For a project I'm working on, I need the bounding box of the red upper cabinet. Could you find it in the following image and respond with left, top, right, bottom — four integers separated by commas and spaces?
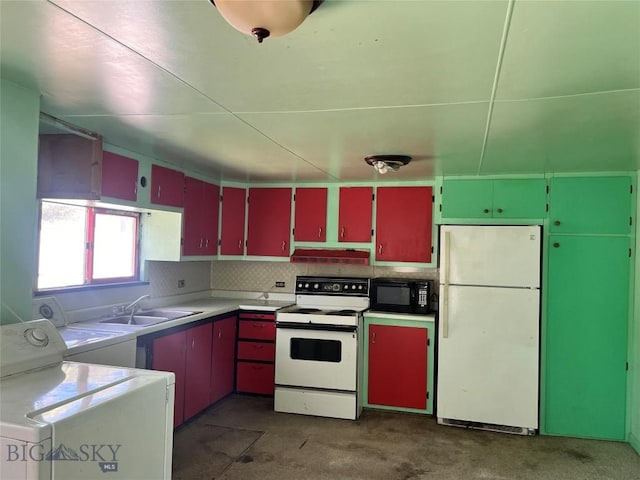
151, 164, 185, 207
375, 186, 433, 263
339, 186, 373, 242
183, 177, 219, 256
220, 187, 246, 255
247, 187, 292, 257
101, 151, 138, 201
294, 187, 327, 242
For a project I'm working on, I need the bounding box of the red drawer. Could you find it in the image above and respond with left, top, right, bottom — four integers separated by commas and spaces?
237, 341, 275, 362
236, 362, 274, 395
238, 320, 276, 341
239, 312, 275, 321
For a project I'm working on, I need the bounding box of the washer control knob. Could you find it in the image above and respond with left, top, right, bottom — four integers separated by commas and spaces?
24, 328, 49, 347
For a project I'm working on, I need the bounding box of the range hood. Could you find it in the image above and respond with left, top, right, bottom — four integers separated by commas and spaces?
290, 248, 370, 265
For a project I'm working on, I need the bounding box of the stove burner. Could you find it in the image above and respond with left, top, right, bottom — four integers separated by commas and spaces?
289, 308, 322, 314
326, 309, 357, 316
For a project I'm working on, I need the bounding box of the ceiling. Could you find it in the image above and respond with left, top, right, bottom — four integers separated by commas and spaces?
1, 0, 639, 183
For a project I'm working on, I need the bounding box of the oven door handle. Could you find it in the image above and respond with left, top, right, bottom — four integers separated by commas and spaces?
276, 322, 357, 333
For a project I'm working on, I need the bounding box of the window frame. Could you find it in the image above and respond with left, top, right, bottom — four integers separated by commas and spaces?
35, 201, 141, 292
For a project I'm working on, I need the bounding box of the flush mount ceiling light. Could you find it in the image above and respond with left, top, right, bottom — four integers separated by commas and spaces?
364, 155, 412, 175
210, 0, 323, 43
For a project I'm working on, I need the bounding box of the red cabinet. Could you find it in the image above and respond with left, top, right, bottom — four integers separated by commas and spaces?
338, 186, 373, 242
236, 312, 276, 395
247, 188, 292, 257
183, 176, 220, 256
152, 330, 187, 427
375, 186, 433, 262
294, 187, 327, 242
368, 324, 428, 410
210, 315, 237, 404
184, 323, 213, 421
101, 151, 138, 201
220, 187, 246, 255
151, 164, 185, 207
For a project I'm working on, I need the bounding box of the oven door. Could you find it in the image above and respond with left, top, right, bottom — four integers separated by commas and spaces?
275, 324, 358, 391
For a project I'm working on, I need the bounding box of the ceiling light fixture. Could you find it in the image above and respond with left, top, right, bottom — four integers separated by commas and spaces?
365, 155, 412, 175
210, 0, 323, 44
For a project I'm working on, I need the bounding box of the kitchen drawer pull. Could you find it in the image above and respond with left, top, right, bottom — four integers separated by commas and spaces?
251, 365, 264, 371
252, 344, 264, 349
253, 323, 265, 328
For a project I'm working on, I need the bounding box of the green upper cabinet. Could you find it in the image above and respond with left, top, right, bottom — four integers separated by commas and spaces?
549, 176, 632, 234
441, 178, 547, 219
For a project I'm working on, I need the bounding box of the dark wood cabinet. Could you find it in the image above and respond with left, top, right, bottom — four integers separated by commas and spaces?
338, 186, 373, 242
37, 134, 103, 199
210, 315, 237, 404
236, 311, 276, 395
375, 186, 433, 263
101, 151, 138, 201
220, 186, 246, 255
183, 176, 219, 256
294, 187, 327, 242
246, 188, 292, 257
151, 164, 185, 207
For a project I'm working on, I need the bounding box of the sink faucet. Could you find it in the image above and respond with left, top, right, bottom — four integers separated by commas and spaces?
124, 295, 150, 324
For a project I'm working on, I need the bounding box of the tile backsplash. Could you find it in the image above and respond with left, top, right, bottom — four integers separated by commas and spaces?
147, 260, 211, 297
211, 260, 438, 293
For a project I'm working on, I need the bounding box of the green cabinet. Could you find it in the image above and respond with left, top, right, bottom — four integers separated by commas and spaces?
441, 178, 547, 219
549, 176, 632, 234
545, 235, 630, 440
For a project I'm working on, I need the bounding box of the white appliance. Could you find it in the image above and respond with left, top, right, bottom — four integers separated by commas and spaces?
0, 319, 175, 479
274, 276, 370, 420
437, 225, 541, 435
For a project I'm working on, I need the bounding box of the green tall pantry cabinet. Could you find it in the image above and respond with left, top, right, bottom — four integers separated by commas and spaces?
545, 176, 633, 440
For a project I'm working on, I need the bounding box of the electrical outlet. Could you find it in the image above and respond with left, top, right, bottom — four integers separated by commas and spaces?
178, 279, 185, 288
275, 281, 285, 288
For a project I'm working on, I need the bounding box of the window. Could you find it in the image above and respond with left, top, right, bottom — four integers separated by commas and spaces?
37, 201, 140, 290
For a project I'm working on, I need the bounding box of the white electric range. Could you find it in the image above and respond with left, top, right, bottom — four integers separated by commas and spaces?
274, 276, 370, 420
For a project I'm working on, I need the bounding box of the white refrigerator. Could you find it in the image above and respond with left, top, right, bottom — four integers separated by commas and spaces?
437, 225, 541, 434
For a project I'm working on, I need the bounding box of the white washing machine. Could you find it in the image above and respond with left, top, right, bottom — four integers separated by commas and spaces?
0, 319, 175, 479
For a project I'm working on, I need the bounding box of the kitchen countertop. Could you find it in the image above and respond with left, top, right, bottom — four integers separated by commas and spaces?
61, 297, 294, 356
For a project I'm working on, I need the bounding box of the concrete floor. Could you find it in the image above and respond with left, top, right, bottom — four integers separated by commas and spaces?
172, 395, 640, 480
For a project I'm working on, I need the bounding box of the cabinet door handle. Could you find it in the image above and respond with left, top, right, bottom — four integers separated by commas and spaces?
157, 185, 161, 198
134, 183, 137, 196
253, 323, 265, 328
553, 242, 560, 248
371, 332, 376, 344
238, 239, 242, 250
442, 230, 451, 339
252, 344, 264, 350
340, 226, 345, 238
483, 208, 490, 214
553, 220, 561, 226
281, 240, 286, 251
191, 339, 195, 348
199, 238, 203, 248
318, 227, 322, 238
205, 239, 209, 248
218, 330, 222, 339
496, 208, 503, 214
378, 244, 383, 255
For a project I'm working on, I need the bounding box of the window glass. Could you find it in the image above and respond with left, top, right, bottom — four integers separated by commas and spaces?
93, 212, 137, 280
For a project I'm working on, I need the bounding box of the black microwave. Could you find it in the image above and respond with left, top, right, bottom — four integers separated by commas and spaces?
370, 278, 432, 314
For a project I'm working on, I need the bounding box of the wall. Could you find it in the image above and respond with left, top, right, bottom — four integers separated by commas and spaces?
211, 260, 438, 295
0, 79, 40, 324
631, 172, 640, 455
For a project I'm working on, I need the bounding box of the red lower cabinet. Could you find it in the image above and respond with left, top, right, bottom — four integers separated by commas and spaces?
152, 330, 187, 427
368, 324, 428, 410
183, 323, 213, 421
236, 312, 276, 395
236, 363, 275, 395
210, 315, 237, 404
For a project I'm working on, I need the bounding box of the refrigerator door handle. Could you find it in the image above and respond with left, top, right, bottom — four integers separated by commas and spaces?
442, 230, 450, 338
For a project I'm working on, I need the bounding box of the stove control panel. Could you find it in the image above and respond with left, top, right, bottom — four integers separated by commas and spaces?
295, 276, 369, 297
